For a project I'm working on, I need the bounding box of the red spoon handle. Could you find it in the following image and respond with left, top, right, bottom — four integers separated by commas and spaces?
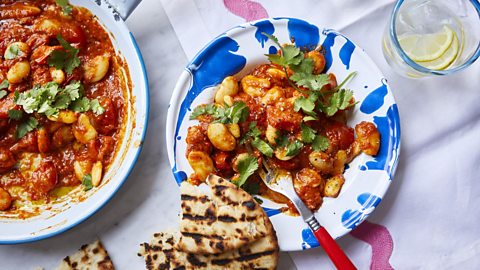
313, 226, 357, 270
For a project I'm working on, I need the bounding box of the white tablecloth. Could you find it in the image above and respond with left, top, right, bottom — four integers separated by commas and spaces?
1, 0, 479, 269
160, 0, 480, 269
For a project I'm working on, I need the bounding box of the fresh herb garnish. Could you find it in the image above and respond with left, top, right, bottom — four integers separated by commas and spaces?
251, 138, 274, 157
0, 80, 9, 99
318, 89, 355, 117
82, 174, 93, 191
190, 101, 249, 124
8, 109, 23, 121
70, 97, 91, 112
301, 123, 316, 144
239, 122, 274, 157
275, 132, 289, 147
240, 121, 262, 144
90, 99, 105, 115
0, 80, 9, 90
294, 93, 318, 115
14, 81, 103, 117
312, 135, 330, 152
47, 34, 80, 75
285, 140, 303, 157
4, 44, 21, 60
16, 117, 38, 139
303, 115, 318, 122
55, 0, 73, 15
233, 154, 259, 188
263, 33, 358, 119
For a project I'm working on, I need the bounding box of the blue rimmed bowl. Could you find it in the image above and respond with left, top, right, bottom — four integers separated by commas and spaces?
0, 0, 149, 244
166, 17, 400, 251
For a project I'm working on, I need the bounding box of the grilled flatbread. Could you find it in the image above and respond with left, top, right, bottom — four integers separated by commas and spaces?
177, 175, 270, 254
139, 216, 278, 270
56, 240, 114, 270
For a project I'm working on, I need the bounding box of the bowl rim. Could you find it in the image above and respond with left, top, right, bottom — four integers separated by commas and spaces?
0, 7, 150, 244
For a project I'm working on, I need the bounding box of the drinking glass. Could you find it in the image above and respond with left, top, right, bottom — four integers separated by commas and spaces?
383, 0, 480, 78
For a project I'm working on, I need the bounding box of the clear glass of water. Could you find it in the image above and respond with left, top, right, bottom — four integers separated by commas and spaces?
383, 0, 480, 78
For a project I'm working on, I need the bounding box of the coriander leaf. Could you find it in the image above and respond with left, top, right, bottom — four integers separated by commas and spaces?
189, 104, 216, 120
225, 102, 249, 124
56, 0, 73, 15
319, 89, 354, 116
240, 121, 261, 144
90, 99, 105, 115
251, 138, 274, 157
82, 174, 93, 191
4, 44, 21, 60
71, 97, 91, 112
294, 95, 315, 113
63, 80, 82, 100
290, 57, 314, 75
265, 46, 303, 66
8, 109, 23, 121
285, 140, 303, 157
303, 115, 318, 122
233, 154, 259, 188
282, 45, 303, 65
301, 123, 316, 144
290, 72, 329, 91
275, 132, 289, 148
47, 34, 80, 75
263, 32, 303, 66
335, 89, 355, 110
0, 80, 9, 90
189, 102, 249, 124
0, 91, 7, 99
312, 135, 329, 152
15, 81, 90, 117
53, 92, 73, 110
16, 117, 38, 139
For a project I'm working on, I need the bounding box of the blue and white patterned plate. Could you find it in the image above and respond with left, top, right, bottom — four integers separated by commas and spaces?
166, 18, 401, 251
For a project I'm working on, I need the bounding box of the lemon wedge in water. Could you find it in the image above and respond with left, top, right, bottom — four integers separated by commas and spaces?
417, 33, 459, 70
399, 25, 455, 62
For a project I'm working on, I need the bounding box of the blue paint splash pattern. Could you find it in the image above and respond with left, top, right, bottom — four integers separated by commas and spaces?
339, 39, 355, 70
262, 207, 282, 217
341, 193, 382, 229
360, 104, 401, 180
253, 20, 274, 48
301, 228, 319, 249
286, 18, 319, 50
321, 30, 337, 72
172, 36, 247, 184
360, 79, 388, 114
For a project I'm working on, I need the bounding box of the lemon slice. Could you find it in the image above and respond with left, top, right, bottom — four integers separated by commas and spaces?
398, 25, 454, 62
418, 33, 459, 70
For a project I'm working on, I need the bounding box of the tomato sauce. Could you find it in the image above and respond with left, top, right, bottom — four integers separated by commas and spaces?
0, 0, 127, 216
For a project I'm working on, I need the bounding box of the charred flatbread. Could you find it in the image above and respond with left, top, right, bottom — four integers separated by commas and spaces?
56, 240, 114, 270
177, 175, 270, 254
139, 215, 278, 270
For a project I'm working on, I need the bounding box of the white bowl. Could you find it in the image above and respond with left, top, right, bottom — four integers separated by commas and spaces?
0, 0, 149, 244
